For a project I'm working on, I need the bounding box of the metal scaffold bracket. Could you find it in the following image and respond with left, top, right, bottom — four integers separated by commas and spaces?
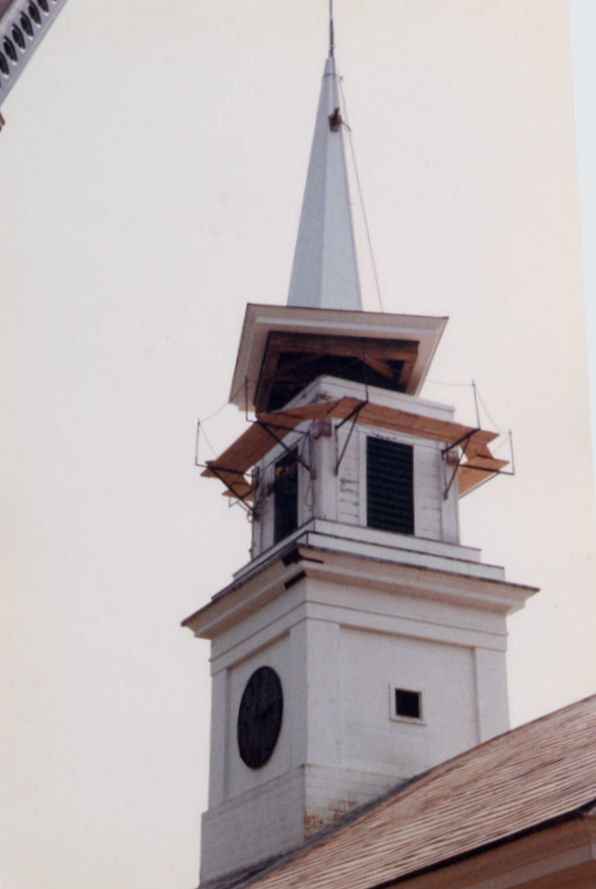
334, 400, 368, 474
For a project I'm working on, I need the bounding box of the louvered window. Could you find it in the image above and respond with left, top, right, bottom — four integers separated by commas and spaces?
366, 437, 414, 534
273, 449, 298, 544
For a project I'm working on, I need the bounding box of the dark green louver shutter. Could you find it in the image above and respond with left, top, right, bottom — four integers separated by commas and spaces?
366, 437, 414, 534
273, 449, 298, 543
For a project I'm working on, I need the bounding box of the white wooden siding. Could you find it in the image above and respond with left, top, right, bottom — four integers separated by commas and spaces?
413, 440, 443, 540
251, 420, 460, 556
336, 424, 360, 525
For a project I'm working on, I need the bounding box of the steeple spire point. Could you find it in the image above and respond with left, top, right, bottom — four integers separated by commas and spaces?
287, 11, 362, 312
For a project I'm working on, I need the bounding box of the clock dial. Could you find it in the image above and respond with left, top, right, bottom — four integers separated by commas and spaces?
237, 666, 283, 769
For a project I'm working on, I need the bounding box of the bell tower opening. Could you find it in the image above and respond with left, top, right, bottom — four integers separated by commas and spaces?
273, 449, 299, 544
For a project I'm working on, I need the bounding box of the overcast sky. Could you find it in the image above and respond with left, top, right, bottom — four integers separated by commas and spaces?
1, 3, 595, 889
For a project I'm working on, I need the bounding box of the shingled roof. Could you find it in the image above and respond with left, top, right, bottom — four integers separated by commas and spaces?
205, 694, 596, 889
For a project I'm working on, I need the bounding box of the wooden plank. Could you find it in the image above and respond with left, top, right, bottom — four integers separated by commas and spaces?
265, 331, 419, 361
202, 397, 506, 502
356, 401, 499, 447
458, 454, 509, 495
254, 331, 419, 412
255, 331, 284, 415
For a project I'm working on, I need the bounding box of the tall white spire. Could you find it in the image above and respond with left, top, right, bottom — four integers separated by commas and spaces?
287, 52, 362, 310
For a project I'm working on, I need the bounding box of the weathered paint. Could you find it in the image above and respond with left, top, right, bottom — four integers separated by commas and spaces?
198, 551, 532, 880
250, 378, 461, 560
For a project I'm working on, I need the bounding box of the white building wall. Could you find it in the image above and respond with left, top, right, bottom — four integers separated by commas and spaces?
339, 626, 479, 775
201, 562, 512, 881
200, 768, 306, 882
413, 439, 444, 540
201, 627, 306, 881
303, 764, 402, 838
207, 668, 229, 808
251, 411, 461, 558
225, 633, 293, 800
336, 422, 360, 525
475, 646, 510, 741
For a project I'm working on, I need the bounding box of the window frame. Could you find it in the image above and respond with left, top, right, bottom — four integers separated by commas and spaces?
388, 684, 426, 725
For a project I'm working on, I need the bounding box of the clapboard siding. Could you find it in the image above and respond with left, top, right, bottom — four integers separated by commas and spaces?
341, 427, 444, 540
251, 422, 455, 556
413, 442, 443, 539
337, 426, 360, 525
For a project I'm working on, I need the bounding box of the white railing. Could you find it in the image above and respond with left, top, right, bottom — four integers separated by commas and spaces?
0, 0, 68, 113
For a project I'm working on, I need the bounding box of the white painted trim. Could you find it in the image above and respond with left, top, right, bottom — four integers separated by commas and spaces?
286, 374, 455, 421
240, 515, 487, 585
230, 305, 447, 410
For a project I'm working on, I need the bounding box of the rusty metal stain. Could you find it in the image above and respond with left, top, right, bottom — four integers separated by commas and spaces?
305, 801, 359, 839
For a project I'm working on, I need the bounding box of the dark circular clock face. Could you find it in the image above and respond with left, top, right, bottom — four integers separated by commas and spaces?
237, 666, 283, 769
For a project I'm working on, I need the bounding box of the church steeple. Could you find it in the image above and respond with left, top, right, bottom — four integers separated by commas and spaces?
287, 48, 362, 310
184, 16, 536, 888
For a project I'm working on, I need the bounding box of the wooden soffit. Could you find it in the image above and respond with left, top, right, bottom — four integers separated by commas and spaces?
229, 304, 448, 412
254, 331, 419, 413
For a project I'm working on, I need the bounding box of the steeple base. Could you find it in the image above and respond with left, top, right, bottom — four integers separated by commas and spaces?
186, 541, 535, 885
200, 763, 409, 884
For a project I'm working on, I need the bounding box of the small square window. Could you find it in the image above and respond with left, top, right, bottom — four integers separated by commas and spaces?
395, 688, 421, 720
